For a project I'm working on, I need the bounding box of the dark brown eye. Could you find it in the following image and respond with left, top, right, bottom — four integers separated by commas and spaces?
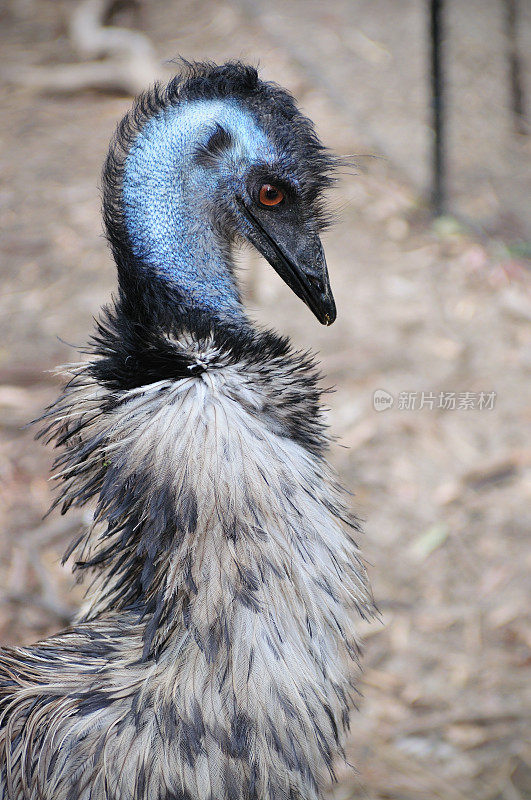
259, 184, 284, 207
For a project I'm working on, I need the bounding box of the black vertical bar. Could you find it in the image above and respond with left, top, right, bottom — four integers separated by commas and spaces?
504, 0, 527, 135
430, 0, 445, 215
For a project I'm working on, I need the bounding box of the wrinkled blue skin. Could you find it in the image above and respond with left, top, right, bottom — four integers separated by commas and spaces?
123, 99, 277, 320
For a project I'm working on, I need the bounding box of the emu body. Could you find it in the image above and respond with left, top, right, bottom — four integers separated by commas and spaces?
0, 62, 373, 800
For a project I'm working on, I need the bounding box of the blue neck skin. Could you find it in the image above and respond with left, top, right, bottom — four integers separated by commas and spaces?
122, 99, 276, 323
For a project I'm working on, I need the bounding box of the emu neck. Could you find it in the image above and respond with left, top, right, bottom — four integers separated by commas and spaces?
123, 198, 241, 321
121, 100, 268, 322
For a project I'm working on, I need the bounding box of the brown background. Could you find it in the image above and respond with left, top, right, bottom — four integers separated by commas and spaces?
1, 1, 530, 798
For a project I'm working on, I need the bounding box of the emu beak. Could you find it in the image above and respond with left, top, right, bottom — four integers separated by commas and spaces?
239, 202, 336, 326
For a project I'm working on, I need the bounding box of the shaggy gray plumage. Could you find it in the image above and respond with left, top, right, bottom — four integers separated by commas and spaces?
0, 61, 374, 800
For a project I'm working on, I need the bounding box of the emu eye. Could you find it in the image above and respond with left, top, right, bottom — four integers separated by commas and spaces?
258, 184, 284, 207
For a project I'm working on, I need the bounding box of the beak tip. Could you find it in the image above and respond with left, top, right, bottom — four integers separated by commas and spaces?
319, 297, 336, 326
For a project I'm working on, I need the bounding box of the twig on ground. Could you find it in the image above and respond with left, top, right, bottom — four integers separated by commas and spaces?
3, 0, 162, 95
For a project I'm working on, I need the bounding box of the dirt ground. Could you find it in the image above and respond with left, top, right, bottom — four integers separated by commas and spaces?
1, 2, 530, 799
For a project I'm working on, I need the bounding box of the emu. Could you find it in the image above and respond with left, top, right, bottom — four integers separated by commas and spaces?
0, 62, 373, 800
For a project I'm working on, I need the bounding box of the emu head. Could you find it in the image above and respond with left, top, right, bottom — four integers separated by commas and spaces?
104, 61, 337, 326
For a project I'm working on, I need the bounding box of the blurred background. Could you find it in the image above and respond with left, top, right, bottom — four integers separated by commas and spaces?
0, 1, 530, 798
